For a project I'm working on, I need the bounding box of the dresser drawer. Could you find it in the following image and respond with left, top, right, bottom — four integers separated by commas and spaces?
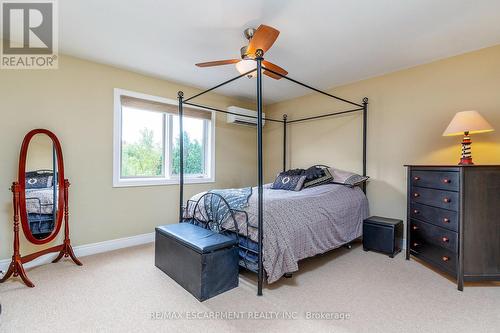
410, 187, 459, 211
410, 219, 458, 253
410, 203, 458, 232
409, 240, 457, 275
410, 170, 459, 191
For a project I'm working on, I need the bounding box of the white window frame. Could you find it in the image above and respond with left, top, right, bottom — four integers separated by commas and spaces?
113, 88, 215, 187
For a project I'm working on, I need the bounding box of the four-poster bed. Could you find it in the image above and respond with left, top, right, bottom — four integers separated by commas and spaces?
177, 49, 368, 296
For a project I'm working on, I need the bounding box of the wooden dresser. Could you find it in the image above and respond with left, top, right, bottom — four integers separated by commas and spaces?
405, 165, 500, 291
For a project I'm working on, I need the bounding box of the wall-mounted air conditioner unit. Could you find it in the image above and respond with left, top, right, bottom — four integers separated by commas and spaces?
226, 106, 265, 127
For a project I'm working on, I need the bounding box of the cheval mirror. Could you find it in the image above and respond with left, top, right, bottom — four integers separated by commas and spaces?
0, 129, 81, 288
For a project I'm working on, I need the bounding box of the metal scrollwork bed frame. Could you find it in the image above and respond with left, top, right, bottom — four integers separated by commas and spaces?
184, 192, 260, 273
177, 49, 368, 296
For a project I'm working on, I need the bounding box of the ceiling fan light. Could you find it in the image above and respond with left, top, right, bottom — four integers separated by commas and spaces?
236, 60, 257, 77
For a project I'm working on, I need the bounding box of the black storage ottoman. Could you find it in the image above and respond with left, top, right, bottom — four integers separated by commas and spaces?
155, 223, 239, 301
363, 216, 403, 258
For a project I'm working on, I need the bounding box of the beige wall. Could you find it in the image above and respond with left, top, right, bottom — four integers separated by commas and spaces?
0, 55, 257, 259
265, 45, 500, 224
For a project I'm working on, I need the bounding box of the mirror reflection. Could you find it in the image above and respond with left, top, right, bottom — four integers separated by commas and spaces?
25, 134, 59, 240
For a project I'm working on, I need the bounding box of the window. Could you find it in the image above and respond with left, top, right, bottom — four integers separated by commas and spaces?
113, 89, 215, 187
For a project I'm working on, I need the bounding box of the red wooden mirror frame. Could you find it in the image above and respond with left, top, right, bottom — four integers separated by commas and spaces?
0, 129, 82, 288
19, 129, 65, 244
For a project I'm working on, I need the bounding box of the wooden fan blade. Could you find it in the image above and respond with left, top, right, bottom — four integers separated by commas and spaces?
247, 25, 280, 56
195, 59, 240, 67
262, 60, 288, 79
263, 71, 282, 80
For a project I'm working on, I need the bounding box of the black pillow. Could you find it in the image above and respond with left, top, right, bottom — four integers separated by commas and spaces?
303, 167, 333, 188
271, 174, 307, 191
304, 166, 326, 180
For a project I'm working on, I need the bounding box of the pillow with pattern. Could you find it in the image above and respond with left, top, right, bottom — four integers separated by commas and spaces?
271, 174, 307, 191
329, 168, 369, 187
303, 167, 333, 188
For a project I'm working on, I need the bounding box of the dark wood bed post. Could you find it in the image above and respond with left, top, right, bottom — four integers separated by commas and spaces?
256, 50, 264, 296
178, 91, 184, 221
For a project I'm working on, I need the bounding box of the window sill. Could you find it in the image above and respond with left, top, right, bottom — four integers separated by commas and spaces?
113, 177, 215, 188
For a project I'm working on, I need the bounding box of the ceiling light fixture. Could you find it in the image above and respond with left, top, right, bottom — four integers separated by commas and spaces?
235, 59, 257, 78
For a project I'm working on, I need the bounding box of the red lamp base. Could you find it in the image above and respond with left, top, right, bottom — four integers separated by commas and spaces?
458, 132, 473, 165
459, 157, 474, 165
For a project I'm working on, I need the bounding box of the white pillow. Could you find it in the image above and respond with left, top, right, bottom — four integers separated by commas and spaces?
329, 168, 369, 187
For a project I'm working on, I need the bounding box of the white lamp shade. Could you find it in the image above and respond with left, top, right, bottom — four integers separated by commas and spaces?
235, 60, 257, 77
443, 110, 494, 136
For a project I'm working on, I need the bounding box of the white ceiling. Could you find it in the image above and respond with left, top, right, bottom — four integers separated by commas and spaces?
60, 0, 500, 103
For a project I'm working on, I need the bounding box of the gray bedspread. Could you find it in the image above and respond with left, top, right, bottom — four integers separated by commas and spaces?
187, 183, 369, 283
25, 188, 55, 214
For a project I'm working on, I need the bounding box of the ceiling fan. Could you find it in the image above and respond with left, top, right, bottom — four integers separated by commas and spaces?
195, 24, 288, 80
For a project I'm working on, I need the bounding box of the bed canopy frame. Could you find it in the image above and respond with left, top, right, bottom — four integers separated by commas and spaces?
177, 49, 368, 296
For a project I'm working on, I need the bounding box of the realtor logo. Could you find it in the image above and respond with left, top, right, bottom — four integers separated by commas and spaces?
1, 0, 58, 69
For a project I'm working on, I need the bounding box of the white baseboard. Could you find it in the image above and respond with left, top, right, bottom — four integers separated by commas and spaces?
0, 232, 154, 273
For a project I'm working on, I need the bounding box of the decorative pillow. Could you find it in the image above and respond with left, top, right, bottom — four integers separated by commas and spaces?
271, 174, 307, 191
303, 167, 333, 188
280, 168, 306, 177
25, 171, 53, 189
329, 168, 369, 187
303, 165, 325, 181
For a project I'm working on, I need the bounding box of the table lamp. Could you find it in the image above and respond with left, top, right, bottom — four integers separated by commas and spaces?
443, 110, 494, 165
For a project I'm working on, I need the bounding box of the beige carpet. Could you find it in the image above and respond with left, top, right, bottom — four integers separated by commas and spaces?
1, 243, 499, 333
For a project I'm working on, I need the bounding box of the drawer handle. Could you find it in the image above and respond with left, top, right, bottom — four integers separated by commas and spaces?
441, 237, 449, 243
443, 218, 450, 223
413, 209, 419, 214
413, 242, 420, 247
442, 256, 450, 262
413, 193, 420, 198
413, 176, 420, 181
443, 197, 451, 203
412, 225, 418, 230
442, 178, 451, 184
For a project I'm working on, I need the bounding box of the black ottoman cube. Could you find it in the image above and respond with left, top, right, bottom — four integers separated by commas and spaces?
363, 216, 403, 258
155, 223, 239, 301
